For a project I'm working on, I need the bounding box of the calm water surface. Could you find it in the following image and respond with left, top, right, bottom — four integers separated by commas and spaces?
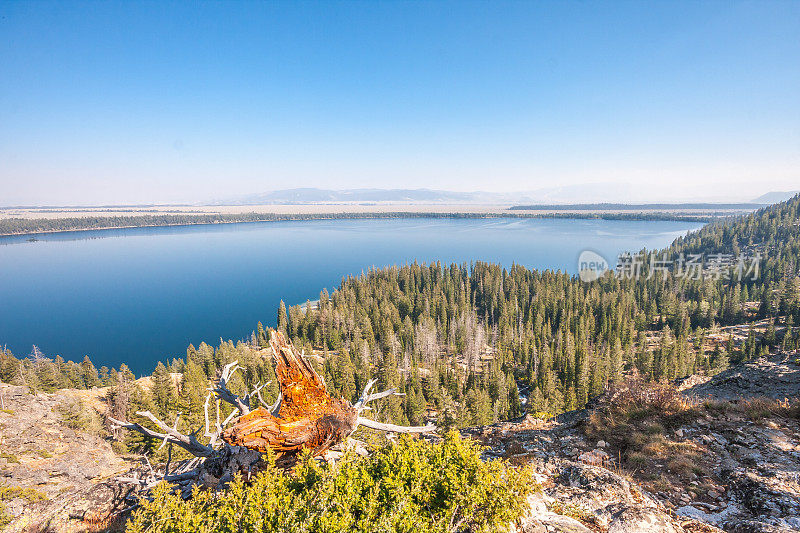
0, 218, 702, 374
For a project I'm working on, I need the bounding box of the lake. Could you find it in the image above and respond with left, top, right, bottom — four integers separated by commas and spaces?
0, 218, 702, 375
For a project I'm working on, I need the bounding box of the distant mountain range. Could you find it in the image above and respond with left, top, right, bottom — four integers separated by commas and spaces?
207, 187, 799, 206
509, 203, 762, 211
750, 191, 799, 204
209, 188, 527, 205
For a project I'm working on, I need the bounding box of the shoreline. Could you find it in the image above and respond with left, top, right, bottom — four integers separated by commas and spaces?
0, 210, 720, 238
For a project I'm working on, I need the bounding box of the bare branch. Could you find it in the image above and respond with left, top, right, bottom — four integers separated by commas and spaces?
353, 378, 405, 413
114, 476, 156, 489
142, 454, 156, 481
269, 391, 282, 416
203, 393, 229, 449
221, 408, 238, 428
246, 381, 269, 405
109, 411, 213, 457
256, 385, 270, 408
212, 361, 251, 415
366, 388, 404, 403
154, 414, 181, 452
203, 393, 213, 440
356, 416, 436, 434
203, 392, 240, 449
353, 378, 378, 410
212, 361, 275, 419
164, 469, 200, 482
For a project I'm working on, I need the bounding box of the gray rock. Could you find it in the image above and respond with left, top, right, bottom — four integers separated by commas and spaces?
682, 352, 800, 402
607, 506, 679, 533
517, 492, 594, 533
537, 513, 594, 533
515, 518, 547, 533
677, 505, 710, 521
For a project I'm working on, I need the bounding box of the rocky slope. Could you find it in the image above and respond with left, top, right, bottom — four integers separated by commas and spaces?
679, 352, 800, 401
465, 414, 716, 533
466, 352, 800, 533
0, 383, 132, 532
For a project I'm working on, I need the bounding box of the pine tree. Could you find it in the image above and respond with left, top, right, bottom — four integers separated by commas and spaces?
609, 338, 623, 387
80, 356, 101, 388
178, 361, 208, 430
764, 321, 777, 347
124, 384, 156, 454
34, 361, 60, 392
257, 321, 268, 347
106, 368, 132, 442
334, 351, 356, 403
277, 300, 288, 335
0, 349, 22, 385
151, 361, 176, 417
711, 344, 728, 373
564, 385, 577, 412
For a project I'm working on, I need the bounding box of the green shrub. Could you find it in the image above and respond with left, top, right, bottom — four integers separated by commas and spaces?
627, 452, 650, 469
644, 422, 665, 435
128, 432, 533, 533
0, 486, 48, 529
0, 506, 9, 529
0, 452, 19, 464
0, 486, 47, 502
55, 397, 103, 434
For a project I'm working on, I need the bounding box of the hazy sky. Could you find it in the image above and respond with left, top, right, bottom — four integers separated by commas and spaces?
1, 1, 798, 205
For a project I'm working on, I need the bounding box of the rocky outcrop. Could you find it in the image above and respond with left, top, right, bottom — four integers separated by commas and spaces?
0, 383, 132, 532
468, 417, 714, 533
470, 353, 800, 533
680, 352, 800, 401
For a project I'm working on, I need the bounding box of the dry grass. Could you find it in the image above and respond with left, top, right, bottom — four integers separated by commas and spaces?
702, 396, 800, 421
667, 456, 695, 477
583, 376, 800, 503
583, 377, 705, 486
742, 397, 800, 420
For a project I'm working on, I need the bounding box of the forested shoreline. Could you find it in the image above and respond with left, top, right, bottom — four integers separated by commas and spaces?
0, 210, 714, 237
0, 195, 797, 457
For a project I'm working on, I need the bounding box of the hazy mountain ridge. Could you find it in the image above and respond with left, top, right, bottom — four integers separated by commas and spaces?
209, 187, 796, 206
208, 188, 526, 205
509, 202, 762, 211
750, 191, 800, 204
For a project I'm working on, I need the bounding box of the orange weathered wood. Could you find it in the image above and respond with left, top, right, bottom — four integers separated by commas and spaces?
222, 331, 357, 457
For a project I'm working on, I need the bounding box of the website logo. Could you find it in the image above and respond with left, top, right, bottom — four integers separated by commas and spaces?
578, 250, 610, 282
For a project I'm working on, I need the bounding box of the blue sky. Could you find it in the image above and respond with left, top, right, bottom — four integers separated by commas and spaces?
1, 1, 798, 205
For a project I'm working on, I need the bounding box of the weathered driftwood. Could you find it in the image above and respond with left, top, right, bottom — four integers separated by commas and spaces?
109, 330, 436, 494
109, 411, 213, 457
222, 331, 435, 455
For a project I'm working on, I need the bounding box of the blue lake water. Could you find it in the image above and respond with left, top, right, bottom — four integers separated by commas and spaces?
0, 218, 702, 375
